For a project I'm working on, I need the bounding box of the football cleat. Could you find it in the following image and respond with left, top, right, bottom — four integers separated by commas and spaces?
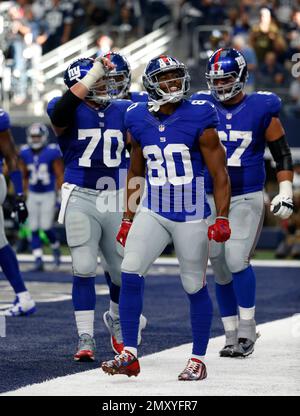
101, 350, 140, 377
219, 344, 235, 357
74, 333, 96, 362
178, 358, 207, 381
103, 311, 147, 354
231, 332, 260, 358
219, 329, 237, 357
3, 296, 36, 317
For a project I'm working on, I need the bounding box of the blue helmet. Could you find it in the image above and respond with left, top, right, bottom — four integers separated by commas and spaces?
27, 123, 49, 150
142, 55, 190, 105
64, 57, 110, 104
205, 48, 248, 102
103, 52, 131, 99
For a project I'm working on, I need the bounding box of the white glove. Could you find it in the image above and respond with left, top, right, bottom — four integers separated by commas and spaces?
79, 57, 114, 90
270, 180, 294, 219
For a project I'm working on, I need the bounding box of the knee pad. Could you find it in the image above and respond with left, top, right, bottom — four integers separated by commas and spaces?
71, 246, 98, 277
181, 272, 204, 295
210, 257, 232, 285
225, 244, 249, 274
121, 251, 143, 275
66, 212, 97, 277
0, 210, 8, 249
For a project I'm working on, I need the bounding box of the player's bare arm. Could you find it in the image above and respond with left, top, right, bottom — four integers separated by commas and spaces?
265, 117, 294, 219
0, 129, 19, 172
124, 133, 146, 221
199, 127, 231, 218
52, 158, 64, 190
18, 158, 29, 194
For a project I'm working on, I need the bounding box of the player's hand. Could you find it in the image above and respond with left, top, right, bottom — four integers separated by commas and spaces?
79, 57, 115, 90
116, 219, 132, 247
11, 195, 29, 224
208, 217, 231, 243
270, 194, 293, 219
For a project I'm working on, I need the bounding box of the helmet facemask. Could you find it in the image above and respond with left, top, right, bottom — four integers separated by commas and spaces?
27, 124, 48, 150
107, 71, 131, 99
144, 65, 190, 109
86, 76, 111, 105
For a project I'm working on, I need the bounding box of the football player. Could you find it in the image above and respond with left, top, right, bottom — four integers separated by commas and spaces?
101, 55, 231, 380
0, 108, 35, 316
19, 123, 64, 271
98, 52, 148, 354
47, 56, 146, 362
191, 48, 294, 358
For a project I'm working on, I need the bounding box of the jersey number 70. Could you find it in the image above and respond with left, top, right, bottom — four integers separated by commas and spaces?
78, 128, 124, 168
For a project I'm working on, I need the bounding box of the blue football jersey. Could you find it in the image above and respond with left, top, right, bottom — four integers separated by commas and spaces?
125, 100, 219, 222
191, 91, 281, 196
0, 108, 11, 173
129, 91, 149, 103
47, 99, 132, 190
20, 144, 62, 193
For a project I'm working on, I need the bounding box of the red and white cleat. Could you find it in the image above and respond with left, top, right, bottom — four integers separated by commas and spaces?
73, 333, 96, 362
101, 350, 140, 377
178, 358, 207, 381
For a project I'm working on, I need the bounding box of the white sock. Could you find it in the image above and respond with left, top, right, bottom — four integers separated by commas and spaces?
17, 291, 31, 303
239, 306, 255, 320
75, 310, 94, 337
222, 315, 239, 332
33, 249, 43, 259
124, 346, 137, 357
109, 300, 119, 320
191, 355, 205, 362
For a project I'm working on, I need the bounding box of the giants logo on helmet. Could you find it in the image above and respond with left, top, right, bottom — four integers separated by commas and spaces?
210, 62, 224, 76
158, 56, 175, 68
235, 56, 246, 69
68, 65, 81, 81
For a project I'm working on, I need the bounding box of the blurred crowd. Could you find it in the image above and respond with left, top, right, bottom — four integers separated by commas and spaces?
0, 0, 172, 104
178, 0, 300, 116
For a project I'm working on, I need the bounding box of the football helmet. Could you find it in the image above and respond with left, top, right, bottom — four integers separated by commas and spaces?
142, 55, 190, 107
64, 57, 110, 104
103, 52, 131, 99
205, 48, 248, 102
26, 123, 49, 150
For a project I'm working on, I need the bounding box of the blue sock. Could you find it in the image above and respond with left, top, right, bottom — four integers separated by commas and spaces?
104, 271, 120, 304
44, 229, 57, 245
188, 285, 213, 356
215, 281, 238, 317
119, 272, 144, 349
232, 265, 256, 308
31, 231, 42, 250
72, 276, 96, 311
0, 244, 27, 293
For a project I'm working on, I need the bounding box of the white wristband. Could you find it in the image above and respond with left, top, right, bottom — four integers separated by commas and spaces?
79, 61, 105, 90
279, 180, 293, 198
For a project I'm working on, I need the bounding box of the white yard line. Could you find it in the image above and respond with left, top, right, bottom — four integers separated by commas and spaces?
3, 316, 300, 396
16, 254, 300, 269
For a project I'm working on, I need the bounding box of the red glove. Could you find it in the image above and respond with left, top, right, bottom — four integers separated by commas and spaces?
208, 217, 231, 243
116, 219, 133, 247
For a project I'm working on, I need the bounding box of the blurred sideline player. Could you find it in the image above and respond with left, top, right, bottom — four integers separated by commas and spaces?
19, 123, 64, 271
101, 55, 231, 380
0, 108, 35, 316
100, 52, 147, 353
192, 48, 294, 357
47, 56, 146, 362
